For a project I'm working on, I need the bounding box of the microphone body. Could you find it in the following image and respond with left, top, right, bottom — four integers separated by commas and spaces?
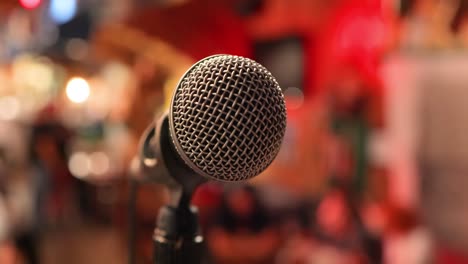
138, 54, 286, 189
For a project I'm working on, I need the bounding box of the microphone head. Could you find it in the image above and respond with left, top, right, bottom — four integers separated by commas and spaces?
169, 55, 286, 182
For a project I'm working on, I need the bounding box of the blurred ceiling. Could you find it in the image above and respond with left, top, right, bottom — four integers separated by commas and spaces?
126, 0, 251, 60
123, 0, 346, 59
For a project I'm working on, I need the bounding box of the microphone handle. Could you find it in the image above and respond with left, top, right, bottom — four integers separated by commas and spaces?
153, 206, 204, 264
153, 236, 203, 264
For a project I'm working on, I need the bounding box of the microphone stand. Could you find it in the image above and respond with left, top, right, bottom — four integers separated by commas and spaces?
153, 187, 203, 264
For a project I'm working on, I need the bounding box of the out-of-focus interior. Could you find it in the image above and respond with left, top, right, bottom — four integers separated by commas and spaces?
0, 0, 468, 263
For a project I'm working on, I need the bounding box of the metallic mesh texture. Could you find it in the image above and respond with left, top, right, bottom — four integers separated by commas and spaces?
170, 55, 286, 181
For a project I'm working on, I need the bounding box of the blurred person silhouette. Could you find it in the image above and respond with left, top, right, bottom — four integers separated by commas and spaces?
28, 120, 71, 226
326, 61, 384, 198
275, 189, 371, 264
0, 148, 18, 264
323, 59, 386, 261
0, 143, 37, 264
315, 189, 380, 264
13, 115, 72, 264
206, 184, 281, 264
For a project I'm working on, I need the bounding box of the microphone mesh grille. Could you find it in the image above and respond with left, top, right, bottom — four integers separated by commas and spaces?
170, 55, 286, 182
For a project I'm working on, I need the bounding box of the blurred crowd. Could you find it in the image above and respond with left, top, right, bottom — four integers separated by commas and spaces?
192, 182, 430, 264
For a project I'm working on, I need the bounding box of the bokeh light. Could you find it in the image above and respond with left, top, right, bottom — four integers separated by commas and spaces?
68, 152, 90, 179
65, 38, 89, 61
66, 77, 90, 104
19, 0, 41, 9
284, 87, 304, 110
0, 96, 20, 121
49, 0, 77, 24
89, 152, 110, 176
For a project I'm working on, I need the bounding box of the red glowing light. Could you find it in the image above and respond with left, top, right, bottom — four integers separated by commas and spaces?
19, 0, 41, 9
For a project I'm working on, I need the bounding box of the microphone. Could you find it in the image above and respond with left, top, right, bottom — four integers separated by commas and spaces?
138, 54, 287, 192
135, 54, 286, 264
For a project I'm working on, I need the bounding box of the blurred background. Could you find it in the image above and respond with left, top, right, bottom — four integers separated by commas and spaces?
0, 0, 467, 263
